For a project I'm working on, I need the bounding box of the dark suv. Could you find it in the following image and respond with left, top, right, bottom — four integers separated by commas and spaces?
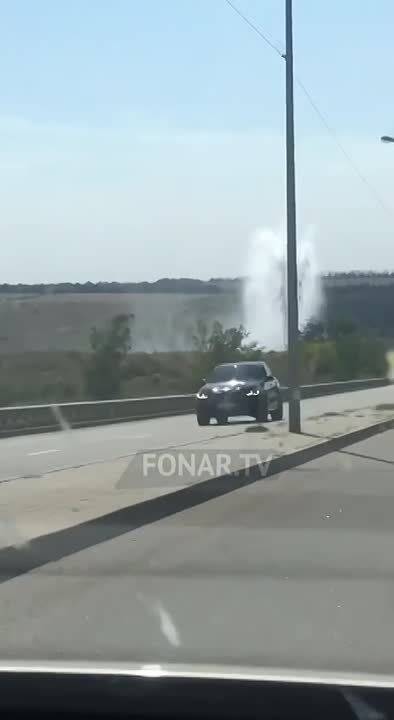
196, 361, 283, 426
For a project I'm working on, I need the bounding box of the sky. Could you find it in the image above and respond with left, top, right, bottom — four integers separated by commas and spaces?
1, 0, 394, 282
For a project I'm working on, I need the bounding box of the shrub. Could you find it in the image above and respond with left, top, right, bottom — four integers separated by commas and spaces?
84, 314, 132, 400
302, 335, 387, 382
191, 321, 264, 388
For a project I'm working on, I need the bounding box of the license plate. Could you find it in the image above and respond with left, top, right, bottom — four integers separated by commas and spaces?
218, 399, 234, 410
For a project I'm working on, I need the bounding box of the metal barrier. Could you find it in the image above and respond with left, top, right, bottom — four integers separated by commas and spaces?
292, 377, 390, 399
0, 377, 390, 439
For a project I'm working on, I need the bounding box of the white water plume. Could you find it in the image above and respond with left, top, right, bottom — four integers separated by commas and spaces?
243, 228, 321, 350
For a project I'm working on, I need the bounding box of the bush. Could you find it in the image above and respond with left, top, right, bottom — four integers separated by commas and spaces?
84, 314, 132, 400
191, 321, 264, 388
302, 335, 387, 382
335, 335, 361, 380
362, 337, 388, 377
333, 332, 387, 380
302, 341, 338, 381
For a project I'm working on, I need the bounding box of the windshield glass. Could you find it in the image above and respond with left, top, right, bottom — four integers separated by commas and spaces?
207, 365, 265, 382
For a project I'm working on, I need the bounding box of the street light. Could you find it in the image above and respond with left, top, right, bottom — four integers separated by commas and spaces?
381, 135, 394, 143
285, 0, 301, 433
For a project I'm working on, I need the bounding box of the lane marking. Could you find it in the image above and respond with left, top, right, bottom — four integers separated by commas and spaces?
28, 449, 61, 457
0, 476, 20, 485
109, 433, 151, 440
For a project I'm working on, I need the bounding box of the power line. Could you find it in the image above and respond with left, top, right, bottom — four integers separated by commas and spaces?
295, 78, 394, 218
224, 0, 283, 58
223, 0, 393, 220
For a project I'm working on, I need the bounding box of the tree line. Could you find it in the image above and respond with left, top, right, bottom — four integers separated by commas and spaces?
84, 315, 388, 400
0, 279, 221, 295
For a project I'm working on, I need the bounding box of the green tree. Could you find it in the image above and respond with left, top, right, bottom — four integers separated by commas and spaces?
335, 334, 387, 380
191, 319, 209, 353
301, 320, 326, 341
192, 321, 264, 387
206, 322, 249, 365
359, 337, 388, 378
329, 319, 357, 339
84, 314, 133, 399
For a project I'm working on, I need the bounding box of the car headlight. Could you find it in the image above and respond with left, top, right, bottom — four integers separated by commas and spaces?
196, 391, 208, 400
246, 389, 260, 396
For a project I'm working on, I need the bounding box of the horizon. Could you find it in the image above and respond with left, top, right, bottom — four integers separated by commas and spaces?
2, 269, 394, 288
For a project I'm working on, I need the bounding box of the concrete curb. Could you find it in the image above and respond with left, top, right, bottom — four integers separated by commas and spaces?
0, 414, 393, 582
262, 415, 394, 479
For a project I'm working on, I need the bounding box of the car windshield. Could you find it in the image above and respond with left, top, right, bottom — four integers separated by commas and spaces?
207, 365, 265, 382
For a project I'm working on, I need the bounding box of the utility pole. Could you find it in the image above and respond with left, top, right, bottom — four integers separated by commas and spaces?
285, 0, 301, 433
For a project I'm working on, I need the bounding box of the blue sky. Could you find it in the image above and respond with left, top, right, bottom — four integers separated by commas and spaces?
1, 0, 394, 281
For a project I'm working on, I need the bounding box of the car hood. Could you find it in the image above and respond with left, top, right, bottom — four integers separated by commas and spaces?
2, 660, 394, 719
201, 379, 260, 393
3, 659, 394, 688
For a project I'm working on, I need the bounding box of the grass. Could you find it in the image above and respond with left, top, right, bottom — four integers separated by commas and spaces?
0, 351, 202, 406
0, 344, 388, 408
0, 289, 389, 406
0, 347, 350, 408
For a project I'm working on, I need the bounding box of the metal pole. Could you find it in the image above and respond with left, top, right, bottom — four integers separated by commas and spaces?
285, 0, 301, 433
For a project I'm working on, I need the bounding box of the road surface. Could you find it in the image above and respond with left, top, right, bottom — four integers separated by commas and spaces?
0, 406, 393, 673
1, 384, 392, 482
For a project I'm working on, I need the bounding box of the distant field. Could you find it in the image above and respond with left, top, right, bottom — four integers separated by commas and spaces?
0, 290, 288, 406
1, 282, 394, 354
0, 288, 392, 407
0, 292, 242, 353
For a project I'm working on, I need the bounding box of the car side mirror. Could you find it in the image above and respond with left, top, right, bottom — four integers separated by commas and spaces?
265, 374, 274, 381
202, 378, 207, 384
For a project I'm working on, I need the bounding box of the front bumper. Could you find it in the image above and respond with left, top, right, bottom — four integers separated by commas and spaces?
196, 392, 263, 417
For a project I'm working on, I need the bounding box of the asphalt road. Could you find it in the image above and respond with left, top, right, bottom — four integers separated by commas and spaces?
1, 384, 392, 482
0, 408, 394, 673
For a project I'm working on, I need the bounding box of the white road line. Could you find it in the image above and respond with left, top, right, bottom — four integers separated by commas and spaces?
28, 449, 61, 457
0, 476, 20, 485
110, 434, 151, 440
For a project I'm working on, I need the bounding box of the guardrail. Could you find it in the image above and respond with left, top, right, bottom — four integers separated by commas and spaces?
0, 377, 390, 439
287, 377, 390, 400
